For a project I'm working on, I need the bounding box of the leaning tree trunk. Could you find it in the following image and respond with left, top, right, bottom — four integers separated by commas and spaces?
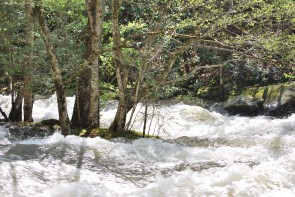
34, 1, 70, 135
71, 0, 105, 129
23, 0, 34, 122
109, 0, 130, 132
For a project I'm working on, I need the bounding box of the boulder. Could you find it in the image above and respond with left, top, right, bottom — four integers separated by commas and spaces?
221, 82, 295, 117
222, 95, 263, 116
4, 123, 56, 142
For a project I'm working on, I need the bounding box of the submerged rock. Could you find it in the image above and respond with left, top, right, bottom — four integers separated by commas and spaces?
4, 123, 56, 142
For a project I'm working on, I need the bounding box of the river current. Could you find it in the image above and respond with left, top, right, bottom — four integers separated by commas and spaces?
0, 95, 295, 197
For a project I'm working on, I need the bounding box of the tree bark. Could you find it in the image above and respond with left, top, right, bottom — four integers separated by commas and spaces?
23, 0, 34, 122
9, 89, 23, 122
34, 1, 71, 135
71, 0, 105, 129
87, 0, 105, 129
219, 64, 226, 101
109, 0, 131, 132
71, 68, 91, 128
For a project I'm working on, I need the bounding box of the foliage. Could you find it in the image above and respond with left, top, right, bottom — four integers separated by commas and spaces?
1, 0, 295, 128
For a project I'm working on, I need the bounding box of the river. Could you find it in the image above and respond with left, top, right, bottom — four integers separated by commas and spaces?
0, 95, 295, 196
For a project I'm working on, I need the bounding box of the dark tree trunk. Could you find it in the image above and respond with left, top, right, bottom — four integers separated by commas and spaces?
23, 0, 34, 122
219, 65, 226, 101
9, 90, 23, 122
71, 69, 91, 128
0, 107, 9, 122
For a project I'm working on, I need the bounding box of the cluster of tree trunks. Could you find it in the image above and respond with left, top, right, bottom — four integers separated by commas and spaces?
72, 0, 105, 130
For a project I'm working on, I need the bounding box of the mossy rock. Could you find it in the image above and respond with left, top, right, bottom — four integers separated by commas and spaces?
240, 83, 292, 103
197, 86, 221, 100
5, 123, 55, 141
79, 128, 158, 140
223, 82, 295, 117
40, 119, 60, 127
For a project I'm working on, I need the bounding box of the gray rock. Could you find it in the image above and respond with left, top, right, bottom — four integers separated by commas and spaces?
221, 82, 295, 117
4, 124, 55, 142
222, 95, 263, 116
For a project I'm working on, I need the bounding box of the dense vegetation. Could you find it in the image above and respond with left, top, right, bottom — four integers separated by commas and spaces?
0, 0, 294, 135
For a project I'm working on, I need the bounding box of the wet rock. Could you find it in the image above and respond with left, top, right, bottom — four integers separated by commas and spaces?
4, 123, 55, 142
221, 82, 295, 117
40, 119, 60, 127
222, 95, 263, 116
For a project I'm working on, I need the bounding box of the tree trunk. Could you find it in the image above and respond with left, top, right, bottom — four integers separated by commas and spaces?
34, 1, 71, 135
219, 64, 226, 101
9, 89, 23, 122
71, 69, 91, 128
23, 0, 34, 122
71, 0, 105, 129
142, 102, 148, 137
87, 0, 105, 128
109, 0, 131, 132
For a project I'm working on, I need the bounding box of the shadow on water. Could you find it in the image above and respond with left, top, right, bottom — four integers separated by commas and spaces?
10, 163, 19, 197
2, 140, 147, 188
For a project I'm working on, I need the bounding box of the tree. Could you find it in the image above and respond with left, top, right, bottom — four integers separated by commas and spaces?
109, 0, 128, 132
23, 0, 34, 122
1, 0, 294, 132
108, 0, 295, 132
109, 0, 198, 132
71, 0, 106, 129
0, 0, 25, 122
34, 0, 71, 135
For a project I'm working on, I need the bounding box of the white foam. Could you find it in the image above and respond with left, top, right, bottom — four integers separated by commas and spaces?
32, 95, 75, 122
0, 126, 11, 145
1, 132, 295, 196
1, 96, 295, 196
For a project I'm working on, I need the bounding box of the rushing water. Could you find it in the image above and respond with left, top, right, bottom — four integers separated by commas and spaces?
0, 95, 295, 197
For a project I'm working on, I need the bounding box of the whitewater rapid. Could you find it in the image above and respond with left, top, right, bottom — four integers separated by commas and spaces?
0, 95, 295, 197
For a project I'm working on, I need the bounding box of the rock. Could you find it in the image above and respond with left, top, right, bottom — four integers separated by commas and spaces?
222, 95, 263, 116
221, 82, 295, 117
4, 123, 55, 142
267, 89, 295, 117
197, 86, 221, 100
40, 119, 60, 127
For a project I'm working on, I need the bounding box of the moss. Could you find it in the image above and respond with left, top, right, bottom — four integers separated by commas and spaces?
197, 86, 221, 100
40, 119, 60, 127
13, 121, 39, 127
240, 82, 294, 103
78, 128, 159, 140
241, 86, 265, 100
